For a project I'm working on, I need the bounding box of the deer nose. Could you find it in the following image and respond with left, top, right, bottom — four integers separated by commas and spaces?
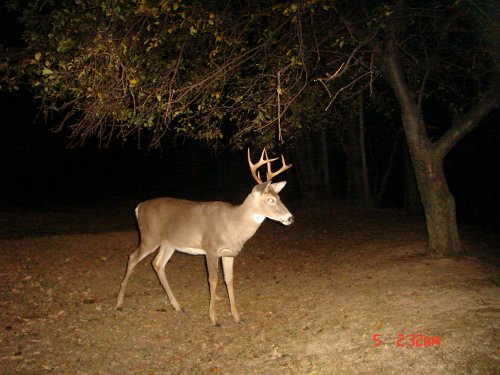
284, 215, 294, 225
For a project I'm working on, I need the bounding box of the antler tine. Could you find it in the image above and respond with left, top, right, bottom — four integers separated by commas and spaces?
248, 148, 278, 184
266, 154, 292, 181
248, 148, 266, 184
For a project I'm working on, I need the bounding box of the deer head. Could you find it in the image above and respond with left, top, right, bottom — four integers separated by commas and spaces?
247, 148, 294, 225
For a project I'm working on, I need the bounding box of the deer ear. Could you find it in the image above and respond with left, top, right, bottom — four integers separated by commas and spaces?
270, 181, 287, 193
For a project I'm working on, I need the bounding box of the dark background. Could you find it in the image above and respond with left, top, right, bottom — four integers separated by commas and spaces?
1, 88, 499, 226
1, 4, 499, 230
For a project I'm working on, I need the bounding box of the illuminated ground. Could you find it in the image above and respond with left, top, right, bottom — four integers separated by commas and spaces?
1, 206, 498, 374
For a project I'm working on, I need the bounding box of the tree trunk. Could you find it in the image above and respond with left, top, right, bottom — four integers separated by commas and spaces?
403, 143, 421, 212
344, 96, 373, 208
294, 131, 320, 200
345, 125, 365, 206
319, 128, 331, 197
410, 150, 460, 256
358, 92, 373, 207
376, 129, 400, 206
383, 36, 499, 256
383, 41, 461, 256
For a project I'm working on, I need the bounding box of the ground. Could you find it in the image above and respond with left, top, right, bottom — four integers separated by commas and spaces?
0, 204, 499, 374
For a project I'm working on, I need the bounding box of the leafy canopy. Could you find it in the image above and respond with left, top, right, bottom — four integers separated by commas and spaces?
2, 0, 498, 148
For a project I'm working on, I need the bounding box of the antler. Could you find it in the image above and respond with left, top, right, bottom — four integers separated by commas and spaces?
247, 148, 292, 184
265, 153, 292, 181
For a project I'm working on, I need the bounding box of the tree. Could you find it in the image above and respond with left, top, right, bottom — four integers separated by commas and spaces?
313, 0, 499, 255
3, 0, 309, 148
3, 0, 499, 256
380, 1, 500, 255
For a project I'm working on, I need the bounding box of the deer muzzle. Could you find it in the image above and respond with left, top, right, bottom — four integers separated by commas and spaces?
282, 214, 294, 225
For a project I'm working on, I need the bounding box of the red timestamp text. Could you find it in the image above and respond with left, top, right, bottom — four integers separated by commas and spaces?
373, 333, 441, 348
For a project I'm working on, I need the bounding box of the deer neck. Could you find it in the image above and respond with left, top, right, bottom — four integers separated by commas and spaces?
231, 195, 265, 242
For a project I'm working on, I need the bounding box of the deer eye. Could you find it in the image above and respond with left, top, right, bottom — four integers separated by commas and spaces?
267, 197, 275, 204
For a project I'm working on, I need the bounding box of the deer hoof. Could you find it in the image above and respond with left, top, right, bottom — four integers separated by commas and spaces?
210, 317, 220, 326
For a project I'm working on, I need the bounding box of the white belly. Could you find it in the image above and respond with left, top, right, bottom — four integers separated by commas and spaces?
176, 247, 206, 255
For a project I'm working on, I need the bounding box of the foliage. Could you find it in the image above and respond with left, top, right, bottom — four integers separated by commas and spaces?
2, 0, 498, 149
3, 0, 307, 148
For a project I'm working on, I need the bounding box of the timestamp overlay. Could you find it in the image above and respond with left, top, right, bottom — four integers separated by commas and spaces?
373, 333, 441, 348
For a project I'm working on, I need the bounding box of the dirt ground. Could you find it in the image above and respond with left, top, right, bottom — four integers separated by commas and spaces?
1, 205, 499, 374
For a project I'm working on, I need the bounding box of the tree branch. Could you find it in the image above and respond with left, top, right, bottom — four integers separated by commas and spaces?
382, 37, 428, 147
434, 90, 500, 160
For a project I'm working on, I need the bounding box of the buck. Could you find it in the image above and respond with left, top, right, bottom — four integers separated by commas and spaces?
116, 149, 294, 325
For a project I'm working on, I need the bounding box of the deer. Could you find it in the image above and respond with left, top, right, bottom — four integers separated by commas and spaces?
116, 149, 294, 325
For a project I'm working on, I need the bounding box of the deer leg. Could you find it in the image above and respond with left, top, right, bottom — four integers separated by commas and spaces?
206, 254, 219, 326
152, 245, 182, 312
116, 241, 158, 309
222, 257, 241, 323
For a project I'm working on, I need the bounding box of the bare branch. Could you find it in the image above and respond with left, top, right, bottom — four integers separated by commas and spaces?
434, 90, 500, 160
